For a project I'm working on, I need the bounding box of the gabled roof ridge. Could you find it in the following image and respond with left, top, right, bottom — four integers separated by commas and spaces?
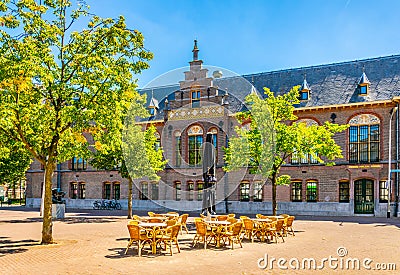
244, 54, 400, 77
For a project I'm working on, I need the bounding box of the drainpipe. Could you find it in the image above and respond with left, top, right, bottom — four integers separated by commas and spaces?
396, 102, 399, 217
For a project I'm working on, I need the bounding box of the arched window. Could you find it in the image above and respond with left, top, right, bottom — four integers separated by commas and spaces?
306, 181, 318, 202
188, 125, 203, 166
348, 114, 380, 163
240, 181, 250, 202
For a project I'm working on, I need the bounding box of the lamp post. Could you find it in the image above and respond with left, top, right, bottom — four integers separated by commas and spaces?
387, 107, 398, 218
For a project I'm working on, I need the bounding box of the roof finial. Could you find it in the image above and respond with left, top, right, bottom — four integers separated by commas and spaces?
151, 89, 154, 99
362, 64, 365, 73
192, 39, 199, 61
304, 72, 307, 80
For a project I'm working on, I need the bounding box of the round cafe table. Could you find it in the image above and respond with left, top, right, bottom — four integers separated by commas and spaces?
139, 222, 167, 254
204, 220, 230, 248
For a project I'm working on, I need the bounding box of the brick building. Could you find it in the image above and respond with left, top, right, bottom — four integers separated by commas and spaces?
26, 41, 400, 217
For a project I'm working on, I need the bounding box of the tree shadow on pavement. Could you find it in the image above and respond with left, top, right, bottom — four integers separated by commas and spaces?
0, 238, 40, 257
61, 217, 121, 224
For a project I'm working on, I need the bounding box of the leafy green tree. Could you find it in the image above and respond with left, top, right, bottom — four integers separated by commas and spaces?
0, 1, 152, 244
224, 87, 348, 215
0, 136, 31, 194
91, 123, 167, 219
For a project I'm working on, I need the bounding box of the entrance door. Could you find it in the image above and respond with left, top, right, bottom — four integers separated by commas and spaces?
354, 179, 374, 214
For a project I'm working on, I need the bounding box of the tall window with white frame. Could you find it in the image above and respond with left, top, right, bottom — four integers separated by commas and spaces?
175, 181, 181, 201
151, 182, 158, 200
291, 119, 319, 165
291, 181, 302, 202
348, 114, 380, 163
103, 182, 111, 200
70, 182, 78, 199
240, 181, 250, 202
187, 181, 194, 201
175, 132, 182, 167
188, 125, 203, 166
209, 127, 218, 162
71, 157, 87, 170
154, 131, 161, 151
113, 182, 120, 200
379, 180, 388, 202
191, 90, 200, 108
78, 182, 85, 199
253, 181, 263, 202
306, 181, 318, 202
140, 182, 148, 200
339, 180, 350, 202
197, 181, 203, 201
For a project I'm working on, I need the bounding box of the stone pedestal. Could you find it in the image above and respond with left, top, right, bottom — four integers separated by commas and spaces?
52, 203, 65, 219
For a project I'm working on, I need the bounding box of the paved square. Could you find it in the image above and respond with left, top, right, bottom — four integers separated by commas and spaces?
1, 208, 399, 274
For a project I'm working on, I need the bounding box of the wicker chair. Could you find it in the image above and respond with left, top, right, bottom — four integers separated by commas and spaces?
148, 218, 163, 223
128, 220, 139, 225
192, 220, 213, 249
242, 218, 258, 242
147, 211, 155, 217
178, 214, 189, 234
166, 219, 177, 227
125, 224, 150, 256
159, 224, 181, 255
269, 219, 285, 243
216, 215, 228, 221
283, 216, 295, 236
132, 215, 141, 221
227, 213, 235, 218
227, 217, 237, 225
223, 222, 243, 249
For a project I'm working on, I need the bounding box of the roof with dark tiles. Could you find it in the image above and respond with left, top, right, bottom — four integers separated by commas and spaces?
138, 54, 400, 120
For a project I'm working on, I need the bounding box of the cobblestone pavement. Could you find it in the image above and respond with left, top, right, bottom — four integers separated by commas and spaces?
1, 207, 400, 275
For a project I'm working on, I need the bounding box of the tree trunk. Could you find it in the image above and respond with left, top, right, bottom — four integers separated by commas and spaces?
271, 172, 277, 216
127, 176, 133, 219
41, 160, 55, 244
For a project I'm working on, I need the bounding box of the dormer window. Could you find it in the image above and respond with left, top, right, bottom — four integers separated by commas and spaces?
148, 90, 159, 116
299, 77, 310, 101
358, 71, 370, 96
299, 90, 309, 101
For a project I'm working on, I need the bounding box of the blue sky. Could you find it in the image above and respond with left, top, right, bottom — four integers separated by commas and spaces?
87, 0, 400, 88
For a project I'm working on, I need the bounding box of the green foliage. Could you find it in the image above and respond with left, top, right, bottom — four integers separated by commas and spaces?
224, 86, 348, 214
0, 0, 152, 243
0, 0, 153, 165
0, 135, 31, 185
122, 108, 168, 181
